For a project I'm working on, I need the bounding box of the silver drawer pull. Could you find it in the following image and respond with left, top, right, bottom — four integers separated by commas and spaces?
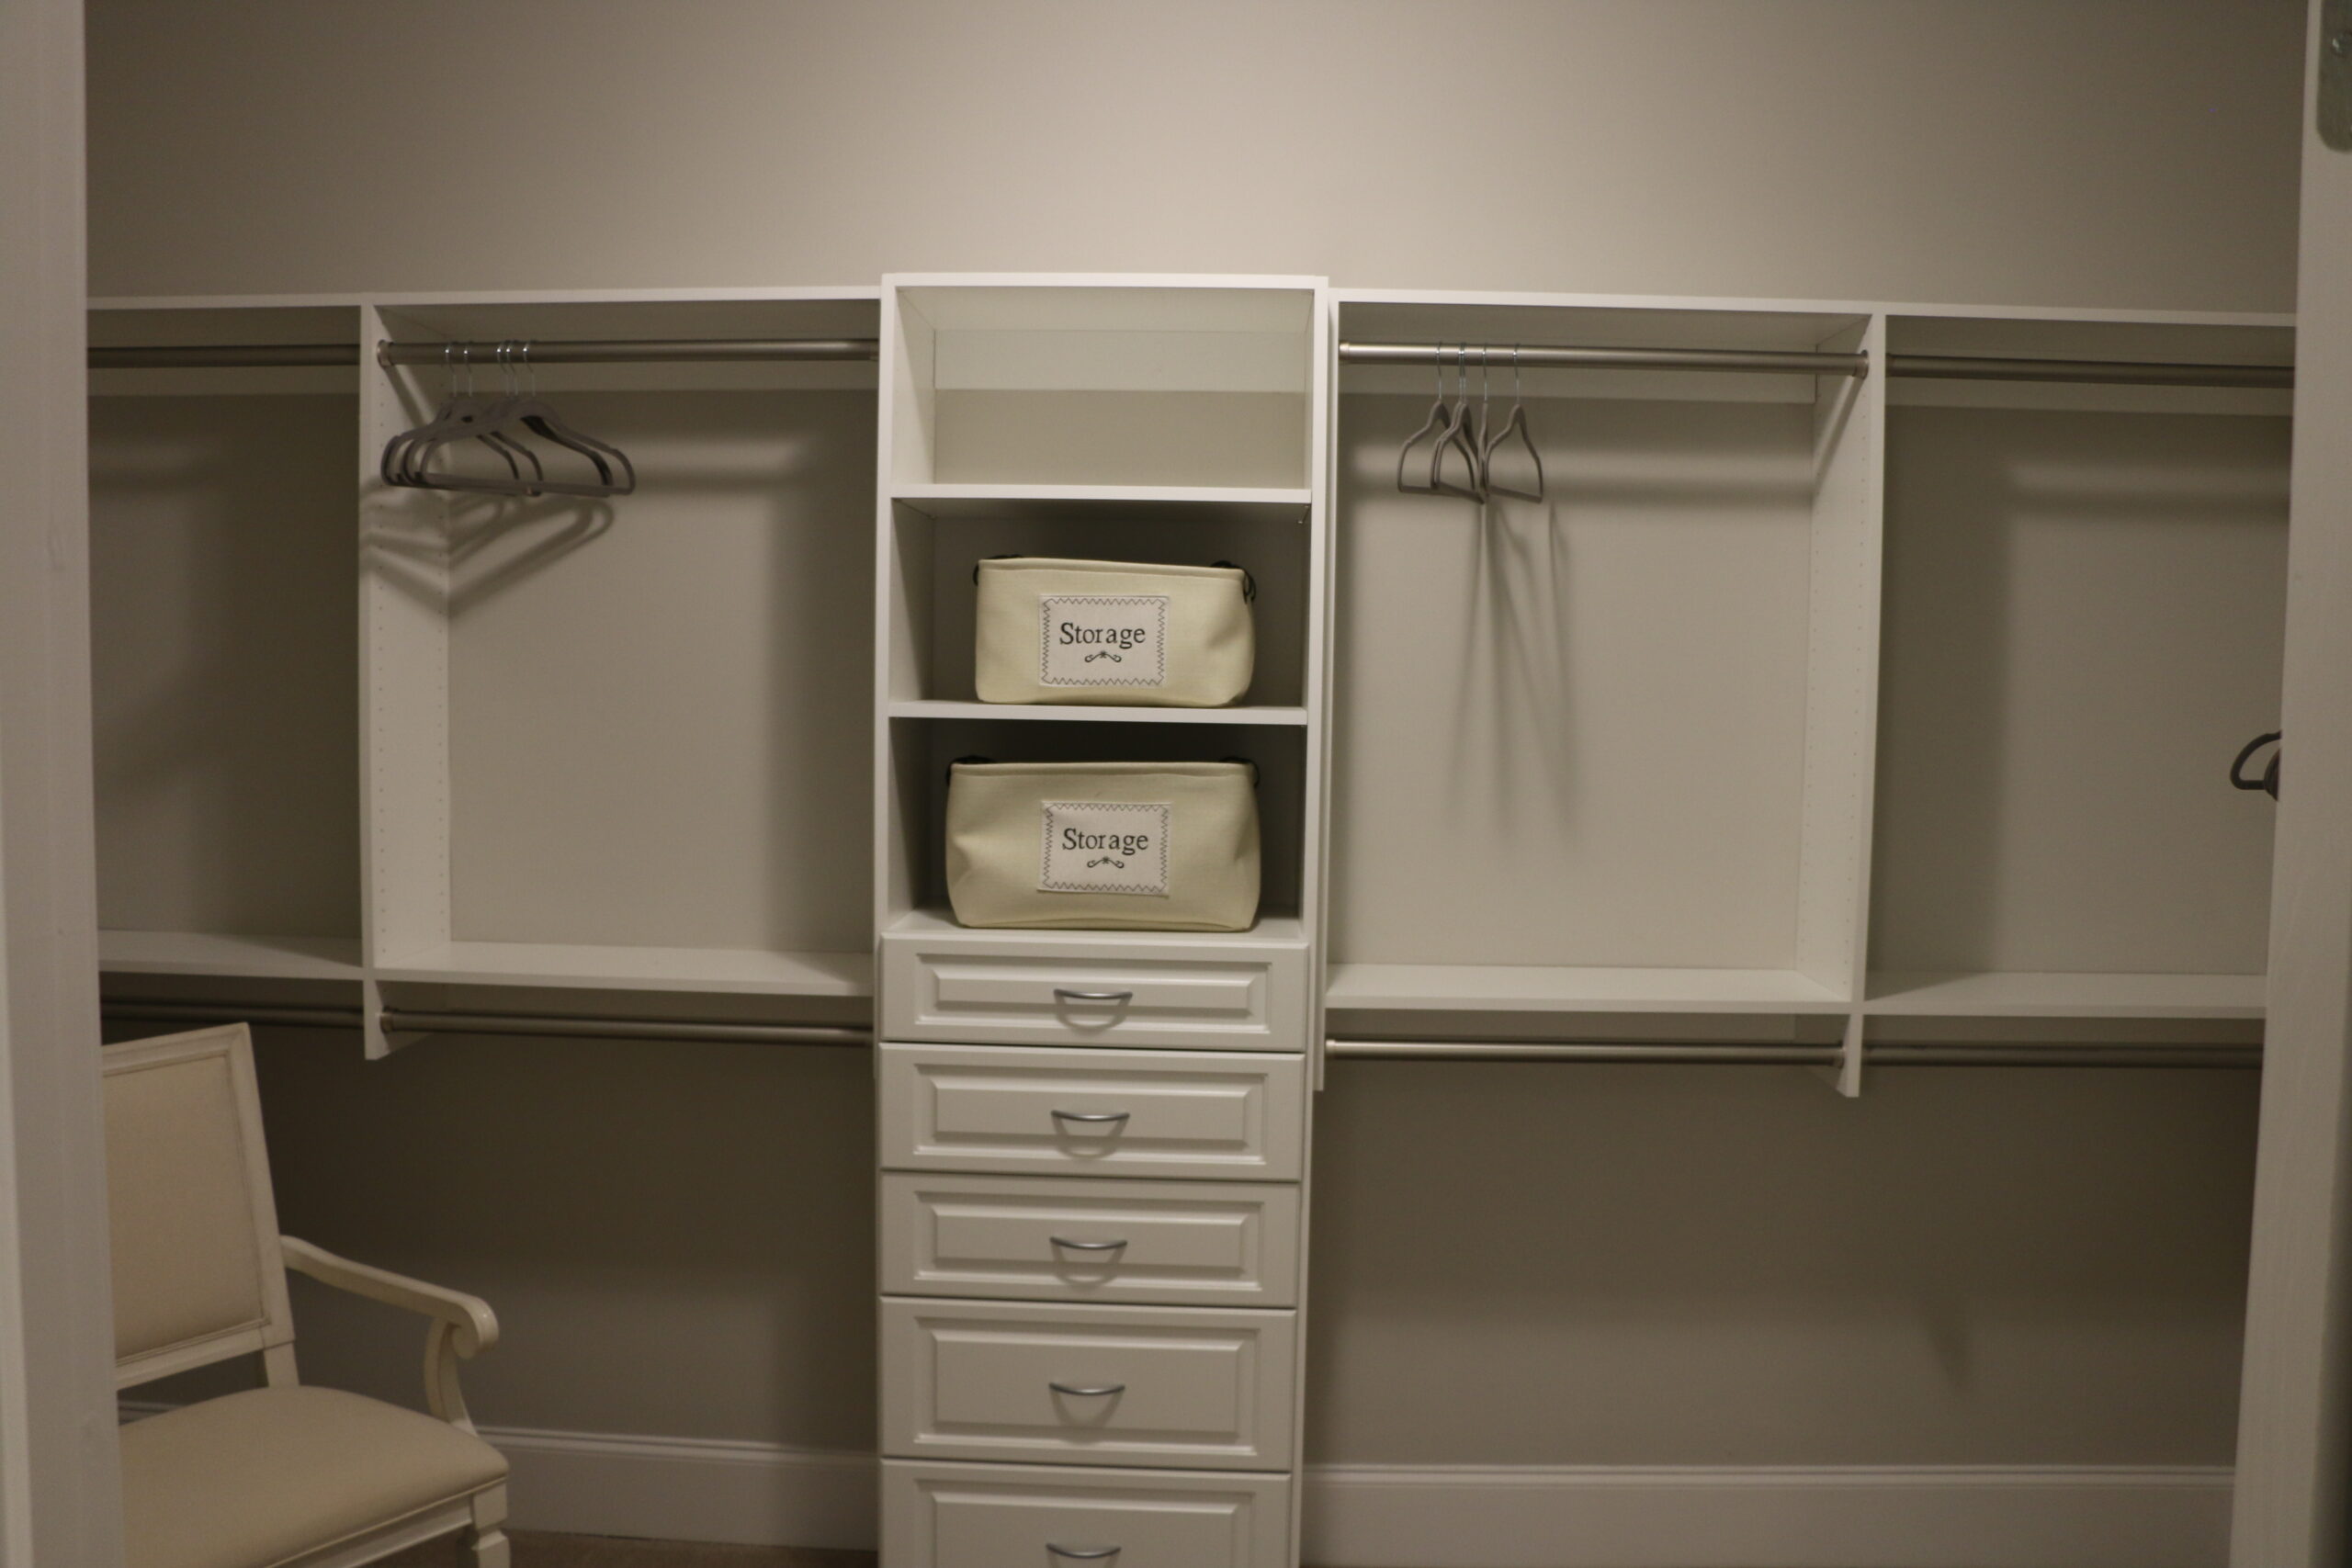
1047, 1548, 1121, 1562
1054, 987, 1134, 1005
1049, 1235, 1129, 1252
1049, 1108, 1131, 1126
1048, 1381, 1126, 1398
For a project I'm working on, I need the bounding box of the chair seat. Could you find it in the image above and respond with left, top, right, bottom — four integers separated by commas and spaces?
120, 1385, 508, 1568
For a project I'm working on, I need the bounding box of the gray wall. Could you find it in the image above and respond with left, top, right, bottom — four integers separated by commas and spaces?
92, 0, 2297, 1479
88, 0, 2302, 310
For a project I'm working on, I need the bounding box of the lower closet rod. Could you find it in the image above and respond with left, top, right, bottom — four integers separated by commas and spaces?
1328, 1039, 2261, 1068
89, 338, 880, 371
100, 1000, 868, 1047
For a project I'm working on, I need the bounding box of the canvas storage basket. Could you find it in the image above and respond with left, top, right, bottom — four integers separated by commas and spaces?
944, 760, 1261, 931
974, 558, 1255, 707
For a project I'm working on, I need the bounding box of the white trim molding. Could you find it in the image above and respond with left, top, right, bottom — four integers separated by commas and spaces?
437, 1421, 2235, 1568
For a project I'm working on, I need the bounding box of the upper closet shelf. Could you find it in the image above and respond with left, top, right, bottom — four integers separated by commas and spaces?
892, 484, 1311, 522
888, 700, 1306, 727
373, 942, 872, 998
1326, 963, 1850, 1015
99, 931, 365, 982
1864, 970, 2266, 1020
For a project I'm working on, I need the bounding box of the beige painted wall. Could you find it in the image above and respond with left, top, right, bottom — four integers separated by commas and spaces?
86, 0, 2299, 1486
87, 0, 2302, 311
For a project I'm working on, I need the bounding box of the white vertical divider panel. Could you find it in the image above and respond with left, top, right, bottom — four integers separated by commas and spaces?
2233, 4, 2352, 1557
357, 305, 452, 1003
1791, 316, 1889, 1096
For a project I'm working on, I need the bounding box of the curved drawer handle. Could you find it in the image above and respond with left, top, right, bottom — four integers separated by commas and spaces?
1048, 1381, 1127, 1398
1049, 1235, 1129, 1252
1054, 988, 1135, 1006
1047, 1548, 1122, 1562
1049, 1109, 1131, 1126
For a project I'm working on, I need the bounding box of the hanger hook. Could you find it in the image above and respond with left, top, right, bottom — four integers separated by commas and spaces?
522, 338, 537, 397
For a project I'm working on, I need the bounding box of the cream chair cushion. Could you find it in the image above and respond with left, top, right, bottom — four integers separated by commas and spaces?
119, 1385, 508, 1568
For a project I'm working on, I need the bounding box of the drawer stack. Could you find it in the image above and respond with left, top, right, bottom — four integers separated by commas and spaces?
870, 275, 1329, 1567
876, 933, 1313, 1567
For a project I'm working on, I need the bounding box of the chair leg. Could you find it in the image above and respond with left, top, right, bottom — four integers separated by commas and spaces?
469, 1485, 510, 1568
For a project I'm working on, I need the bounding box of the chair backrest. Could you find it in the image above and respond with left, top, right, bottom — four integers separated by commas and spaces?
103, 1024, 294, 1390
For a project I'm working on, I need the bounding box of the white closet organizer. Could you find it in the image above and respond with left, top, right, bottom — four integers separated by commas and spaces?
88, 278, 2288, 1568
90, 289, 886, 1052
1326, 291, 2289, 1091
871, 276, 1329, 1568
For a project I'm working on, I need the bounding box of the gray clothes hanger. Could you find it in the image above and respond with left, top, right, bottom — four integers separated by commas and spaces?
1480, 344, 1545, 502
1395, 344, 1451, 494
1430, 344, 1486, 500
382, 343, 543, 491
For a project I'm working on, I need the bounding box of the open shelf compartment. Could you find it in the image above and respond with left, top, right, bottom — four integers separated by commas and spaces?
1867, 312, 2290, 1027
1326, 295, 1882, 1018
362, 293, 881, 999
90, 301, 368, 980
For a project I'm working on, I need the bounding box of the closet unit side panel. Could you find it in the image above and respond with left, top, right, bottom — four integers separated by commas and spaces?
445, 389, 876, 953
361, 312, 455, 964
1329, 393, 1815, 970
1872, 405, 2290, 976
89, 392, 360, 939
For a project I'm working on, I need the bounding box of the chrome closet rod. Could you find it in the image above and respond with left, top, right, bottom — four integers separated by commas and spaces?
1327, 1038, 2261, 1069
99, 999, 869, 1047
87, 338, 880, 371
1337, 341, 2294, 389
1340, 342, 1870, 378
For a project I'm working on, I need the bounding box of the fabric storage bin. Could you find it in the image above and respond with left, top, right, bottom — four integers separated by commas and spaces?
945, 761, 1260, 931
975, 558, 1254, 707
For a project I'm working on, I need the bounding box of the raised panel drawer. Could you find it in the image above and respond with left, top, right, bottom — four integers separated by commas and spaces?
882, 1173, 1302, 1307
879, 1043, 1306, 1182
882, 1298, 1297, 1471
882, 1460, 1292, 1568
880, 931, 1306, 1051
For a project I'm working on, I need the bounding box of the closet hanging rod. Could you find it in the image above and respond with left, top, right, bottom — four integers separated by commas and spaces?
1338, 342, 2293, 389
1340, 342, 1870, 378
1327, 1038, 2261, 1069
100, 999, 870, 1047
87, 338, 881, 371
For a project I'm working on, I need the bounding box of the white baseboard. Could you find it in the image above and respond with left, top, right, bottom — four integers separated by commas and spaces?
477, 1423, 2233, 1568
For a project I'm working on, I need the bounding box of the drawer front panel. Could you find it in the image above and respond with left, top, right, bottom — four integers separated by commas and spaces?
879, 1043, 1306, 1181
881, 1174, 1302, 1307
882, 1298, 1297, 1471
881, 935, 1306, 1051
882, 1461, 1292, 1568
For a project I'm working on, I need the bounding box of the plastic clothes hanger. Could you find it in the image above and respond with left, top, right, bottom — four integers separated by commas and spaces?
469, 339, 636, 496
1395, 345, 1450, 495
1430, 344, 1486, 500
1480, 344, 1545, 502
384, 343, 541, 491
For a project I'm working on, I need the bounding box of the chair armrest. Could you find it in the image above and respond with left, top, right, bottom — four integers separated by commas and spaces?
280, 1235, 499, 1357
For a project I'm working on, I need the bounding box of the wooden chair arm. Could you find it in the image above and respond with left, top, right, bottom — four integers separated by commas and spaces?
280, 1236, 501, 1431
280, 1236, 499, 1355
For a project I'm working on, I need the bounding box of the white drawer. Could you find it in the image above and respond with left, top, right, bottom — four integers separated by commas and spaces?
879, 1043, 1306, 1182
882, 1460, 1292, 1568
881, 1173, 1302, 1307
880, 928, 1306, 1051
882, 1298, 1297, 1471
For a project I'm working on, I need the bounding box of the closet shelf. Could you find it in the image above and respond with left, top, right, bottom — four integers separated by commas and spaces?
1326, 963, 1850, 1015
892, 483, 1312, 522
889, 700, 1306, 727
1863, 970, 2267, 1020
99, 931, 366, 982
372, 941, 873, 998
887, 905, 1307, 949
